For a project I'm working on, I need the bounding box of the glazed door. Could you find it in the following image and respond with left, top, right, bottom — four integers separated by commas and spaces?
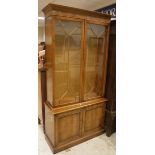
54, 17, 84, 106
84, 22, 107, 101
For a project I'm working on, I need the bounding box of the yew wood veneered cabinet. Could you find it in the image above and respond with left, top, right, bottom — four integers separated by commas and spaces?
42, 3, 111, 153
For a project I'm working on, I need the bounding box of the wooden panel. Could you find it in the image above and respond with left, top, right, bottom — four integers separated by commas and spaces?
41, 70, 47, 132
45, 98, 107, 114
38, 68, 47, 131
45, 101, 106, 153
45, 16, 53, 105
42, 3, 111, 20
45, 125, 104, 154
45, 105, 55, 145
83, 103, 105, 135
55, 109, 82, 146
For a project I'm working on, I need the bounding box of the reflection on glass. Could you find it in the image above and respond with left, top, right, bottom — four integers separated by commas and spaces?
84, 23, 105, 100
54, 19, 82, 105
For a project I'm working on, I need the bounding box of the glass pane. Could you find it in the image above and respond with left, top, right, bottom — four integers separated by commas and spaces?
54, 19, 82, 105
84, 23, 106, 100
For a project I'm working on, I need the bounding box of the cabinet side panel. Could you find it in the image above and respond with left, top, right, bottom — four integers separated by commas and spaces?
45, 16, 53, 105
45, 104, 55, 145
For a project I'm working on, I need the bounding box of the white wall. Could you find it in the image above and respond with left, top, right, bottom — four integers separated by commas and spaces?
38, 26, 45, 44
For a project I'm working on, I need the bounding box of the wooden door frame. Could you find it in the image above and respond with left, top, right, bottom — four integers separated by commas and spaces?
82, 20, 111, 101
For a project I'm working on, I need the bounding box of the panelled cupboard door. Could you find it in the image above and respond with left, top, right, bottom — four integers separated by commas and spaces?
84, 22, 107, 101
55, 109, 83, 146
53, 18, 84, 106
82, 103, 105, 135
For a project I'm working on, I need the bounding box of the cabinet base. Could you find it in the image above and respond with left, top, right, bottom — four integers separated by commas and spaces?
44, 99, 107, 153
45, 129, 105, 154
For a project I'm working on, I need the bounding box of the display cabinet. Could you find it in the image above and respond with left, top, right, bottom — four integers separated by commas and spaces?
43, 3, 111, 153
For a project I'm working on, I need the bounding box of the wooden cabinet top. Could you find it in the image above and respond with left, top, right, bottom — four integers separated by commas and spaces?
42, 3, 111, 20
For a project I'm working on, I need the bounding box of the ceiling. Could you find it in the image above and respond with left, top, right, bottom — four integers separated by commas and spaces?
38, 0, 115, 27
